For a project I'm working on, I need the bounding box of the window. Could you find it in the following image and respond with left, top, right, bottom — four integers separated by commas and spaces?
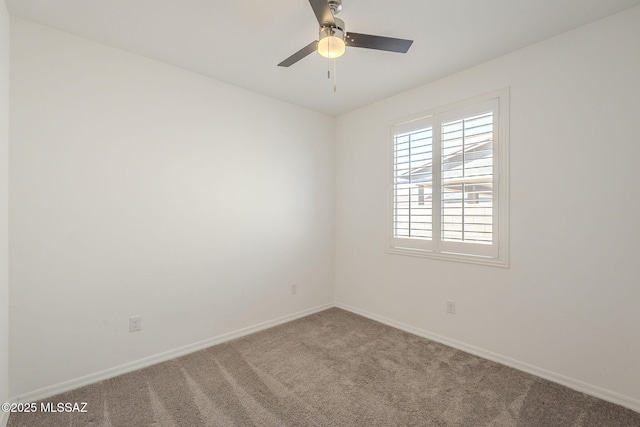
388, 89, 509, 266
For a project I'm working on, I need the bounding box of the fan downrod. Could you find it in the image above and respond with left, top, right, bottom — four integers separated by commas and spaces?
328, 0, 342, 15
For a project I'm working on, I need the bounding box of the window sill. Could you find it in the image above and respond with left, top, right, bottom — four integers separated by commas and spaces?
386, 247, 509, 268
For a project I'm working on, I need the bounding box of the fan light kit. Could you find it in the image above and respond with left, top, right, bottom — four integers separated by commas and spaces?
278, 0, 413, 67
318, 25, 346, 58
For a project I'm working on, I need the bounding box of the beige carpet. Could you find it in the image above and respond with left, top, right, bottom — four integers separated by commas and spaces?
8, 308, 640, 426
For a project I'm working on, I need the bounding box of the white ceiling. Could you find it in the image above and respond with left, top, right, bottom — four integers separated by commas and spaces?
6, 0, 640, 116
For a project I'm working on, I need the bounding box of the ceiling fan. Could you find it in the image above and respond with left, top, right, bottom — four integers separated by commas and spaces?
278, 0, 413, 67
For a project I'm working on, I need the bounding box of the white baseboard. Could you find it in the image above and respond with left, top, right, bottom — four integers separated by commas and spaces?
13, 303, 333, 404
11, 301, 640, 415
335, 302, 640, 414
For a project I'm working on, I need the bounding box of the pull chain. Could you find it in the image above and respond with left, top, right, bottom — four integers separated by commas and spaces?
333, 59, 337, 92
325, 52, 337, 93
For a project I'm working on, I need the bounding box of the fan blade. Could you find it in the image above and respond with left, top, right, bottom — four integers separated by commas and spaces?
346, 32, 413, 53
308, 0, 335, 28
278, 41, 319, 67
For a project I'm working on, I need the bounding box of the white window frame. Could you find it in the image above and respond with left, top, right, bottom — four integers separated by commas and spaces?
387, 88, 509, 267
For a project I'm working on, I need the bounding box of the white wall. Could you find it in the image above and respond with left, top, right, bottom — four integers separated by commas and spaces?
8, 3, 640, 411
9, 18, 334, 397
0, 0, 9, 422
335, 6, 640, 409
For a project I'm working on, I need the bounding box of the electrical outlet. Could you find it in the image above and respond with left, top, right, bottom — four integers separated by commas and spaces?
129, 315, 142, 332
446, 301, 456, 315
291, 284, 298, 295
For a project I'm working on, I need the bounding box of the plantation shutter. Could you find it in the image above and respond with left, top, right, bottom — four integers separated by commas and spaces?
439, 99, 499, 257
390, 96, 502, 259
391, 117, 435, 251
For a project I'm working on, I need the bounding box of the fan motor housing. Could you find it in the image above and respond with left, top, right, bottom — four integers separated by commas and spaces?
320, 17, 345, 41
